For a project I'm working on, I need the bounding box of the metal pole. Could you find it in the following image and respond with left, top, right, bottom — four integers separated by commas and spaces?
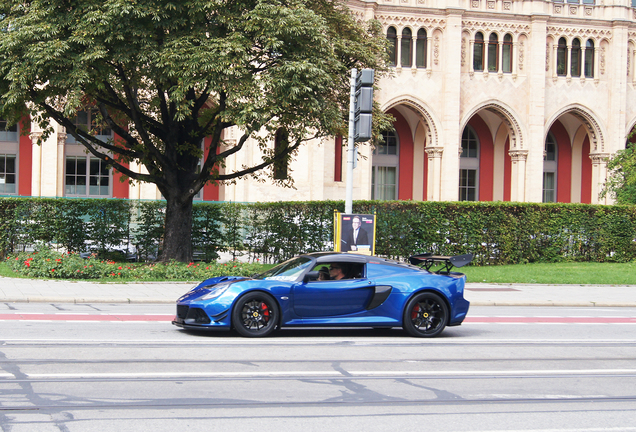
345, 68, 357, 214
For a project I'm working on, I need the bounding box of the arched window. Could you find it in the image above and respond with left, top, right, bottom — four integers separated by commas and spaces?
488, 33, 499, 72
372, 130, 399, 200
273, 128, 289, 180
460, 126, 479, 201
557, 37, 567, 76
571, 38, 581, 77
584, 39, 594, 78
543, 133, 558, 203
473, 32, 484, 71
387, 27, 397, 66
502, 34, 513, 73
401, 28, 412, 67
416, 29, 427, 68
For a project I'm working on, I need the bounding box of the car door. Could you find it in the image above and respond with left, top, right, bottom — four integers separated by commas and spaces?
292, 277, 375, 318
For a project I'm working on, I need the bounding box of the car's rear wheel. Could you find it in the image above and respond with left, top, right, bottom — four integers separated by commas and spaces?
232, 292, 279, 337
402, 292, 448, 337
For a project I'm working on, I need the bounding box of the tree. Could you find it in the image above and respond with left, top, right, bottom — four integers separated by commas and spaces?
0, 0, 389, 262
601, 142, 636, 205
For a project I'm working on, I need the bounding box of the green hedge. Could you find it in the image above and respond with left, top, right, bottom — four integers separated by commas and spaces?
1, 198, 635, 264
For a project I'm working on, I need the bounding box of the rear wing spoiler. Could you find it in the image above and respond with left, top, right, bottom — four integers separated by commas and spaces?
408, 253, 474, 274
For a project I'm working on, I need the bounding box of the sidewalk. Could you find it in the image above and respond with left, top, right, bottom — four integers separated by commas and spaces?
1, 276, 635, 306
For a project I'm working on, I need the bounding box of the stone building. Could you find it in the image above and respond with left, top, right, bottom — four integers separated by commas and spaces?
1, 0, 633, 204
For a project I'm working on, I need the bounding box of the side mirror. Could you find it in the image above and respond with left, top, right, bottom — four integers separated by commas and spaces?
304, 270, 320, 283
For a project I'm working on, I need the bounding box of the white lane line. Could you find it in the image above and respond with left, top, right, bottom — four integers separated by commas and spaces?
1, 368, 633, 380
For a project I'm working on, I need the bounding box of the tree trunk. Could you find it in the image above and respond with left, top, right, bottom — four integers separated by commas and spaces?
159, 194, 194, 262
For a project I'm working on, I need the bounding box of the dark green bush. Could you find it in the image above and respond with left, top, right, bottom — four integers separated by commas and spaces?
1, 197, 635, 266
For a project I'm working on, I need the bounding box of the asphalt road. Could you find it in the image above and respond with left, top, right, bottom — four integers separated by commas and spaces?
1, 303, 635, 431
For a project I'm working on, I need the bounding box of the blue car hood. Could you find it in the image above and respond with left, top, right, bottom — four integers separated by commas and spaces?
178, 275, 249, 301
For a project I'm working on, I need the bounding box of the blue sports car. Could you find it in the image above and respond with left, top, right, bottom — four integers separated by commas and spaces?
172, 252, 472, 337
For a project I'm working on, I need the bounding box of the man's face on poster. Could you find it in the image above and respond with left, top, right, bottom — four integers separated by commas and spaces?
352, 217, 361, 229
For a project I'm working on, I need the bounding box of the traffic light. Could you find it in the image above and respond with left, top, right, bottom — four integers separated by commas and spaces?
354, 69, 374, 142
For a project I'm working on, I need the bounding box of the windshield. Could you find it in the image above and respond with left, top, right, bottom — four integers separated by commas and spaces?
254, 257, 313, 281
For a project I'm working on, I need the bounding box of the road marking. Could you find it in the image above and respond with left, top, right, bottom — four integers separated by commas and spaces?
1, 368, 634, 380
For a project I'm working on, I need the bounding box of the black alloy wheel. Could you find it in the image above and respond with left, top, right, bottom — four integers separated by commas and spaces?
402, 292, 448, 337
232, 292, 279, 337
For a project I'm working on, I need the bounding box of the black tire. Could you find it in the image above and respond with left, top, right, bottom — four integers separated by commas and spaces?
402, 292, 448, 338
232, 292, 279, 337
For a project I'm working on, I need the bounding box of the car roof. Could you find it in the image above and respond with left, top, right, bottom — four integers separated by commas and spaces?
301, 252, 418, 269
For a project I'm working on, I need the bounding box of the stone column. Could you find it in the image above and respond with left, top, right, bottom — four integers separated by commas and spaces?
509, 149, 528, 202
425, 147, 444, 201
590, 153, 610, 204
56, 132, 67, 197
29, 131, 43, 197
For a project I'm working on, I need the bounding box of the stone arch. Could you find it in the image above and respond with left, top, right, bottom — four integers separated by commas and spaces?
461, 100, 525, 150
381, 96, 441, 149
545, 104, 605, 152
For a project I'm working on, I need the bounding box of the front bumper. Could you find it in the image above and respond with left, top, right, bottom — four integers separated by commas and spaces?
172, 304, 231, 330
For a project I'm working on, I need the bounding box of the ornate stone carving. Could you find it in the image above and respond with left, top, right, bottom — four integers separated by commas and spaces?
434, 36, 440, 66
547, 27, 612, 42
600, 47, 605, 75
570, 6, 577, 15
508, 149, 529, 162
376, 15, 446, 31
585, 7, 593, 16
554, 5, 562, 14
488, 1, 495, 9
29, 131, 43, 145
472, 0, 480, 8
425, 147, 444, 158
519, 41, 524, 71
461, 38, 467, 67
503, 1, 511, 11
589, 153, 610, 165
57, 132, 67, 146
546, 43, 550, 72
628, 47, 631, 78
463, 21, 530, 36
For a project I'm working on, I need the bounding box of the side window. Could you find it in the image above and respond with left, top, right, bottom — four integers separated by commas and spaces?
312, 262, 365, 281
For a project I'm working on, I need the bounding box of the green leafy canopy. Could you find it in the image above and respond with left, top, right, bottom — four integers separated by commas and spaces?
0, 0, 389, 194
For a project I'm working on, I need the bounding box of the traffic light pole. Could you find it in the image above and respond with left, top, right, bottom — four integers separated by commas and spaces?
345, 68, 357, 214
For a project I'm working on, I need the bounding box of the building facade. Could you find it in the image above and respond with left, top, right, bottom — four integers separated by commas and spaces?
2, 0, 635, 204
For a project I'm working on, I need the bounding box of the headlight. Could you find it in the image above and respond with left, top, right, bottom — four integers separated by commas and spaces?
200, 282, 232, 300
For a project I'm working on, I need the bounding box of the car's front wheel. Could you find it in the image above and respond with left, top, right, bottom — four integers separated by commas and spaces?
402, 292, 448, 337
232, 292, 279, 337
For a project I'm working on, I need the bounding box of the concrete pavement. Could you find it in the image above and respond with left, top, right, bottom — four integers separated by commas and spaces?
1, 276, 635, 306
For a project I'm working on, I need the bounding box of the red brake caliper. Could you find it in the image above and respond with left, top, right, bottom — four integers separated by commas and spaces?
411, 304, 420, 320
261, 302, 269, 321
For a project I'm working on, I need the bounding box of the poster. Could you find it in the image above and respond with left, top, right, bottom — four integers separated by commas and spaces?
335, 213, 376, 255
